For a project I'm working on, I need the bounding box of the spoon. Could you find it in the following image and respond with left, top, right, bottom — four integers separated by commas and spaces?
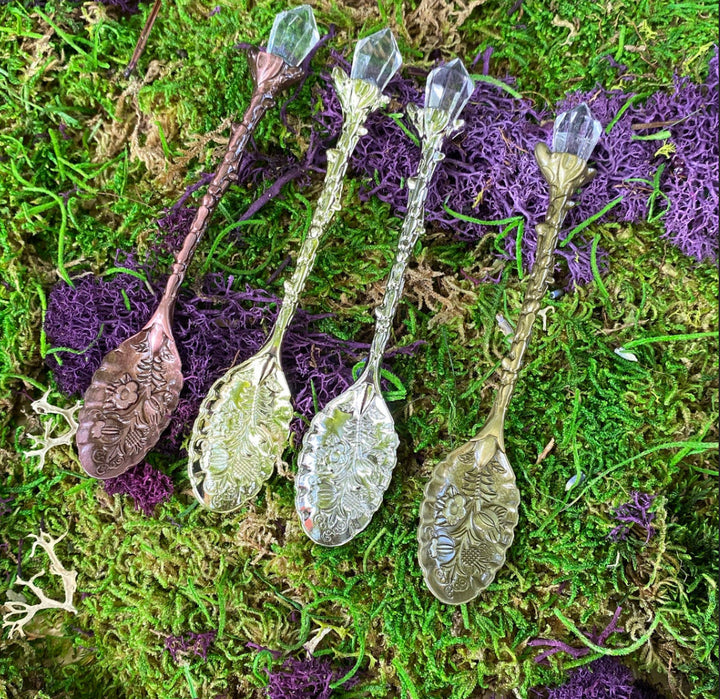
76, 6, 319, 478
187, 29, 402, 513
295, 60, 475, 546
417, 103, 602, 604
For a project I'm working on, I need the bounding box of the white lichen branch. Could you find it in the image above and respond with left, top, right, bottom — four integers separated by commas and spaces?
23, 389, 82, 470
2, 531, 78, 639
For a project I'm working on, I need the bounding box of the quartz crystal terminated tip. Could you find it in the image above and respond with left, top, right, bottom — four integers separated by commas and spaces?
425, 57, 474, 121
350, 27, 402, 91
266, 4, 320, 67
552, 102, 602, 162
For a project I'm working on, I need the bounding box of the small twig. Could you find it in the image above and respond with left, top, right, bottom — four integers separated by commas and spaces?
631, 110, 700, 130
124, 0, 163, 78
535, 437, 555, 465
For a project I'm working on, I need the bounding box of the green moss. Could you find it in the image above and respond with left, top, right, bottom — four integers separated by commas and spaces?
1, 0, 717, 697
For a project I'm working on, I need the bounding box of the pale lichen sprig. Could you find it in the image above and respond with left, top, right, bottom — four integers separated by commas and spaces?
23, 389, 82, 470
2, 530, 78, 639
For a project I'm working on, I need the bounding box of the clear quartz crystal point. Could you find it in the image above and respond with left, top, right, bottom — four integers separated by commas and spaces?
552, 103, 602, 161
350, 28, 402, 91
266, 4, 320, 67
425, 58, 474, 121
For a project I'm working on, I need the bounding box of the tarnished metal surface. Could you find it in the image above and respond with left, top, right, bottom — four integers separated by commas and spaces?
418, 145, 595, 603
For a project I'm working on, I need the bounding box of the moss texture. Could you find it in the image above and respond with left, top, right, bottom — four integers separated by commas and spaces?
0, 1, 717, 698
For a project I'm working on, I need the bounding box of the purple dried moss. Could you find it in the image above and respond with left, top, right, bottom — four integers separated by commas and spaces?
43, 255, 382, 452
529, 607, 624, 664
165, 630, 216, 663
608, 491, 657, 543
103, 461, 173, 516
252, 649, 359, 699
543, 656, 662, 699
312, 51, 718, 285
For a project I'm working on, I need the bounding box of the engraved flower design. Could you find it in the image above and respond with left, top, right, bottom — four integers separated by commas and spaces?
325, 440, 351, 467
90, 419, 106, 440
442, 493, 467, 526
429, 533, 456, 566
459, 539, 497, 572
113, 375, 139, 410
435, 485, 469, 527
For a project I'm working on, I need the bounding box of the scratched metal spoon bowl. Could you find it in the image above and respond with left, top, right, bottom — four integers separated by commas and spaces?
295, 373, 398, 546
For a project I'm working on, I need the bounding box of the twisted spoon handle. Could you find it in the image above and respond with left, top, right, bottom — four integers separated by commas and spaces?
155, 49, 304, 321
268, 68, 388, 351
364, 106, 460, 378
481, 143, 595, 444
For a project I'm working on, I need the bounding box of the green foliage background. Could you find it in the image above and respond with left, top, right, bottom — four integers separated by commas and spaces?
0, 0, 717, 697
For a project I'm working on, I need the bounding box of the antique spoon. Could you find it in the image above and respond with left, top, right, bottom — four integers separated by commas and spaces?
295, 60, 475, 546
417, 103, 602, 604
187, 29, 403, 513
76, 6, 320, 479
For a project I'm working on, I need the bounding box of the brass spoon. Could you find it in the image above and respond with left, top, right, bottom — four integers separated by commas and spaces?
295, 60, 474, 546
417, 104, 601, 604
76, 7, 319, 478
187, 29, 402, 513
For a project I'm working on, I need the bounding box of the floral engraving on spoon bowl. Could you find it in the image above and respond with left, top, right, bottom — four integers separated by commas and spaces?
76, 326, 182, 479
417, 436, 520, 605
295, 379, 398, 546
187, 350, 293, 513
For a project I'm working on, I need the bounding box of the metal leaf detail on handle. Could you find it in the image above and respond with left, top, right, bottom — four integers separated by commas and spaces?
295, 59, 474, 546
188, 29, 402, 513
417, 104, 602, 604
76, 7, 319, 480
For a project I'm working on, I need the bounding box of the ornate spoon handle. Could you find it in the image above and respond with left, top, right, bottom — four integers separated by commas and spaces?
478, 143, 596, 445
363, 105, 460, 379
156, 50, 304, 324
266, 67, 388, 353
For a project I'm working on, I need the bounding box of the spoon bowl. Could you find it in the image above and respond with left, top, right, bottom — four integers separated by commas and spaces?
76, 312, 183, 479
295, 376, 398, 546
188, 346, 293, 512
417, 434, 520, 605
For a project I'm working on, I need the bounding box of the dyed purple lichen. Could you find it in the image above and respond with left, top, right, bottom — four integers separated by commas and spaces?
99, 0, 148, 15
542, 656, 662, 699
165, 630, 217, 663
529, 607, 624, 663
43, 254, 406, 453
247, 644, 359, 699
154, 172, 213, 255
559, 47, 718, 263
608, 491, 657, 544
103, 461, 173, 516
312, 49, 718, 286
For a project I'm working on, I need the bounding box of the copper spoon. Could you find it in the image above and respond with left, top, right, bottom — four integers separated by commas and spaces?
76, 7, 319, 478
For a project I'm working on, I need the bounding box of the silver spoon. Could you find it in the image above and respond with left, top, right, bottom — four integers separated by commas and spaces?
295, 60, 475, 546
417, 104, 602, 604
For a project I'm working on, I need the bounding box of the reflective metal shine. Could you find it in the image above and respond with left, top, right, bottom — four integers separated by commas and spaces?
295, 60, 474, 547
188, 30, 402, 513
417, 104, 602, 604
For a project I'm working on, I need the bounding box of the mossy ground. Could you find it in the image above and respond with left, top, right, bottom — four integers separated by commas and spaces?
0, 0, 717, 697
